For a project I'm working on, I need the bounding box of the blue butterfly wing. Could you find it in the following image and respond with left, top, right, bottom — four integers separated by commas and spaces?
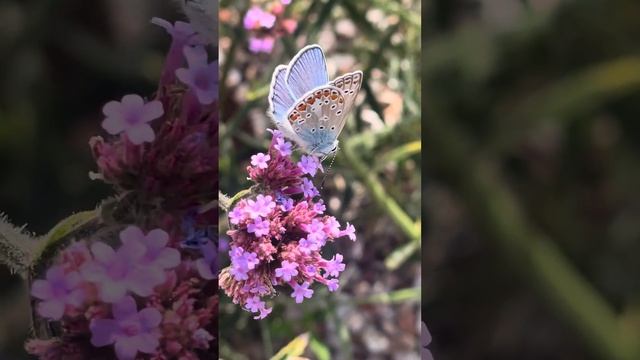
329, 70, 363, 135
286, 85, 345, 156
285, 45, 329, 99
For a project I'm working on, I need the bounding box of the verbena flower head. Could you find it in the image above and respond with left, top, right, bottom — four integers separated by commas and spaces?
28, 13, 218, 359
220, 130, 356, 319
90, 18, 217, 212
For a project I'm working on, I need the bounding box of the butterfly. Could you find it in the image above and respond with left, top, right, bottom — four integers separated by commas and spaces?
268, 44, 363, 159
176, 0, 217, 44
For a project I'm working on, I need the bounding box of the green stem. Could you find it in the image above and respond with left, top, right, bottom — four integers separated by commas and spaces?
426, 115, 640, 360
219, 188, 254, 212
342, 140, 421, 261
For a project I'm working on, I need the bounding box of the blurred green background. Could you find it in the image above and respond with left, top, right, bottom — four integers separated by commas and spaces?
219, 0, 421, 358
0, 0, 187, 357
424, 0, 640, 359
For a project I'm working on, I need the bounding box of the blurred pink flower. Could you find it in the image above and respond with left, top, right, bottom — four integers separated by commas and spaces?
81, 242, 165, 303
176, 45, 218, 105
243, 6, 276, 30
101, 94, 164, 145
119, 226, 180, 270
90, 296, 161, 360
248, 36, 275, 53
31, 266, 85, 320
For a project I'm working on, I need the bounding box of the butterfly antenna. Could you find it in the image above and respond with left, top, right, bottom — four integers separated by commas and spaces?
320, 150, 337, 190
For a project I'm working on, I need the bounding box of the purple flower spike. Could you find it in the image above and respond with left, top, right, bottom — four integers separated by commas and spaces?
176, 45, 218, 105
275, 260, 298, 281
101, 94, 164, 145
274, 137, 293, 156
291, 282, 313, 303
90, 296, 162, 360
31, 266, 85, 320
119, 226, 180, 270
301, 178, 319, 198
251, 153, 271, 169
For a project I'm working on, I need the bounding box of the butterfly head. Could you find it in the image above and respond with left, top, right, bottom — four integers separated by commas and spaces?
313, 140, 339, 161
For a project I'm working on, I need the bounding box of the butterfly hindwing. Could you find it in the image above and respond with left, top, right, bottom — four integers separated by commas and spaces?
329, 70, 363, 135
286, 85, 345, 154
285, 45, 329, 99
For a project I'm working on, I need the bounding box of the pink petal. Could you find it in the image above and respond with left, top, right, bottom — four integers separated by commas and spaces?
125, 124, 155, 145
155, 248, 180, 269
99, 281, 128, 303
145, 229, 169, 249
91, 242, 116, 264
138, 308, 162, 329
31, 280, 53, 300
102, 116, 126, 135
80, 262, 108, 283
175, 68, 193, 86
45, 266, 65, 282
141, 100, 164, 123
119, 240, 147, 262
112, 296, 138, 320
183, 45, 208, 68
90, 318, 118, 346
150, 17, 173, 32
196, 259, 215, 280
127, 267, 165, 297
120, 94, 144, 108
196, 88, 216, 105
114, 338, 139, 360
64, 271, 83, 288
65, 288, 86, 307
135, 333, 159, 354
102, 100, 123, 117
119, 226, 145, 245
37, 300, 65, 320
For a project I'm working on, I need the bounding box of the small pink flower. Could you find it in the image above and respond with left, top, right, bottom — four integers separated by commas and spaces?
251, 153, 270, 169
301, 178, 319, 198
247, 218, 270, 237
298, 155, 322, 176
340, 222, 357, 241
326, 278, 339, 292
291, 282, 313, 303
119, 226, 180, 270
31, 266, 85, 320
248, 36, 275, 54
274, 137, 293, 156
101, 94, 164, 145
324, 254, 346, 277
254, 303, 272, 319
90, 296, 161, 360
81, 242, 165, 303
176, 45, 218, 105
243, 6, 276, 30
275, 260, 298, 281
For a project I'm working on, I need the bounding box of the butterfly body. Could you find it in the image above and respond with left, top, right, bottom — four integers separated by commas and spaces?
268, 45, 363, 158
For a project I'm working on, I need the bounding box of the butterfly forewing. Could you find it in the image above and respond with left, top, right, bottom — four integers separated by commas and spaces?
285, 45, 329, 99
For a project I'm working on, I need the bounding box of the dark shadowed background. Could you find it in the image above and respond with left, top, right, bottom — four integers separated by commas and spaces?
424, 0, 640, 359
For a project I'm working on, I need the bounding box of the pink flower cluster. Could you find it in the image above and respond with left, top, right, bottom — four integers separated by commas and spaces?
220, 130, 356, 319
27, 16, 218, 360
28, 226, 216, 360
242, 1, 297, 53
90, 18, 217, 212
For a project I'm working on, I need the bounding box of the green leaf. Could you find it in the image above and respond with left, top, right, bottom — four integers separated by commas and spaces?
270, 332, 310, 360
309, 337, 331, 360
